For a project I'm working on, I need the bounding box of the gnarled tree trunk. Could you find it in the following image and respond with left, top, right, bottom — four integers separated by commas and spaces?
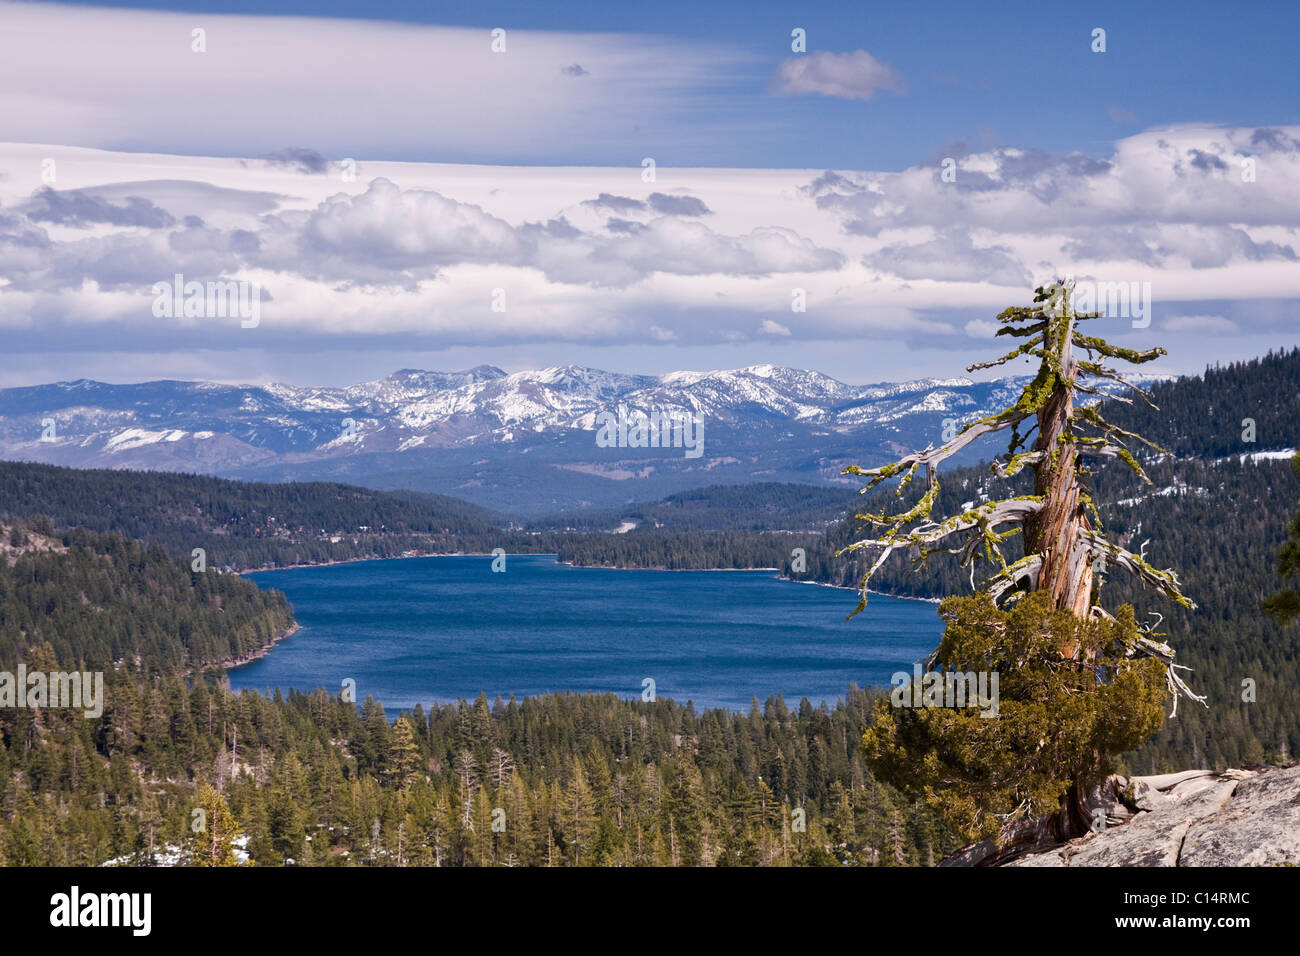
1024, 310, 1096, 628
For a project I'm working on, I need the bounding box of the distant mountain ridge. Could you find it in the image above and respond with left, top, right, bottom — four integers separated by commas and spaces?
0, 363, 1164, 514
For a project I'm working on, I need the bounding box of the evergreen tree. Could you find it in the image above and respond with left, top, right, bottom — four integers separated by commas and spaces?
188, 784, 240, 867
388, 717, 420, 790
863, 592, 1165, 844
848, 280, 1197, 854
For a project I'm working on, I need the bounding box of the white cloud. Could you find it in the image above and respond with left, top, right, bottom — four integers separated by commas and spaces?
291, 178, 529, 279
0, 172, 845, 293
775, 51, 906, 101
964, 319, 1000, 338
864, 231, 1028, 287
1, 127, 1298, 357
1164, 314, 1241, 335
0, 2, 753, 162
811, 127, 1300, 239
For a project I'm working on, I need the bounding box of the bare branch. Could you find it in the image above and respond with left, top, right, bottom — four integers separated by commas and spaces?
838, 497, 1043, 614
1073, 333, 1166, 366
968, 341, 1045, 371
1081, 530, 1196, 610
845, 415, 1022, 489
1075, 405, 1164, 447
1076, 358, 1159, 409
1072, 436, 1153, 483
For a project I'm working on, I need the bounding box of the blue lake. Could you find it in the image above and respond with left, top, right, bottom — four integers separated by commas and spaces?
233, 554, 943, 715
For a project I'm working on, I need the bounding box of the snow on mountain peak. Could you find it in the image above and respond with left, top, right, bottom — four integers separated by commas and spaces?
0, 363, 1080, 465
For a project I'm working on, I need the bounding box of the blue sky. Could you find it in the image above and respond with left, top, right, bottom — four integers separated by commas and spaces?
0, 0, 1296, 388
46, 0, 1300, 168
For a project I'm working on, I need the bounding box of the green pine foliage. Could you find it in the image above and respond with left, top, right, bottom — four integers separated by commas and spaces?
862, 592, 1166, 843
188, 784, 240, 866
0, 667, 955, 866
0, 521, 293, 673
1265, 451, 1300, 625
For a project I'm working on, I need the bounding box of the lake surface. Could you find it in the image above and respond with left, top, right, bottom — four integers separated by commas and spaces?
234, 554, 943, 715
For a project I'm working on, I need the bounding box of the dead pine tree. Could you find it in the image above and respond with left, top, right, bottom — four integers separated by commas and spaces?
844, 278, 1206, 856
489, 747, 516, 789
455, 749, 480, 831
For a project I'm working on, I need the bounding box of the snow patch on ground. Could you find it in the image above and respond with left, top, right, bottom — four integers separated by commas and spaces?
104, 428, 187, 451
100, 835, 250, 867
1112, 484, 1208, 507
1213, 448, 1295, 464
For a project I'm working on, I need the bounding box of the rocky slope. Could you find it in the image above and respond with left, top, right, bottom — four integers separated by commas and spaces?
947, 766, 1300, 867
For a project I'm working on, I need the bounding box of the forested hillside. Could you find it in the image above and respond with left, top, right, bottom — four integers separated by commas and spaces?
0, 519, 292, 672
1104, 348, 1300, 458
532, 482, 858, 533
0, 461, 861, 574
0, 463, 522, 570
554, 529, 821, 570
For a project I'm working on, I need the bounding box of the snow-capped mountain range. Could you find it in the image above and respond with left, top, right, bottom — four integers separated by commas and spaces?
0, 364, 1163, 515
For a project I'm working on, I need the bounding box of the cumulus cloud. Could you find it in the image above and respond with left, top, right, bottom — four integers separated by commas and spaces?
1152, 224, 1295, 268
1061, 227, 1162, 266
604, 218, 643, 234
536, 218, 844, 286
0, 175, 843, 294
1251, 128, 1300, 151
582, 193, 646, 213
1, 214, 264, 293
289, 178, 529, 280
1062, 223, 1296, 268
864, 231, 1029, 287
813, 127, 1300, 245
775, 50, 906, 101
1, 126, 1297, 357
1186, 148, 1228, 173
804, 171, 861, 197
24, 188, 176, 228
647, 193, 711, 216
581, 191, 711, 220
